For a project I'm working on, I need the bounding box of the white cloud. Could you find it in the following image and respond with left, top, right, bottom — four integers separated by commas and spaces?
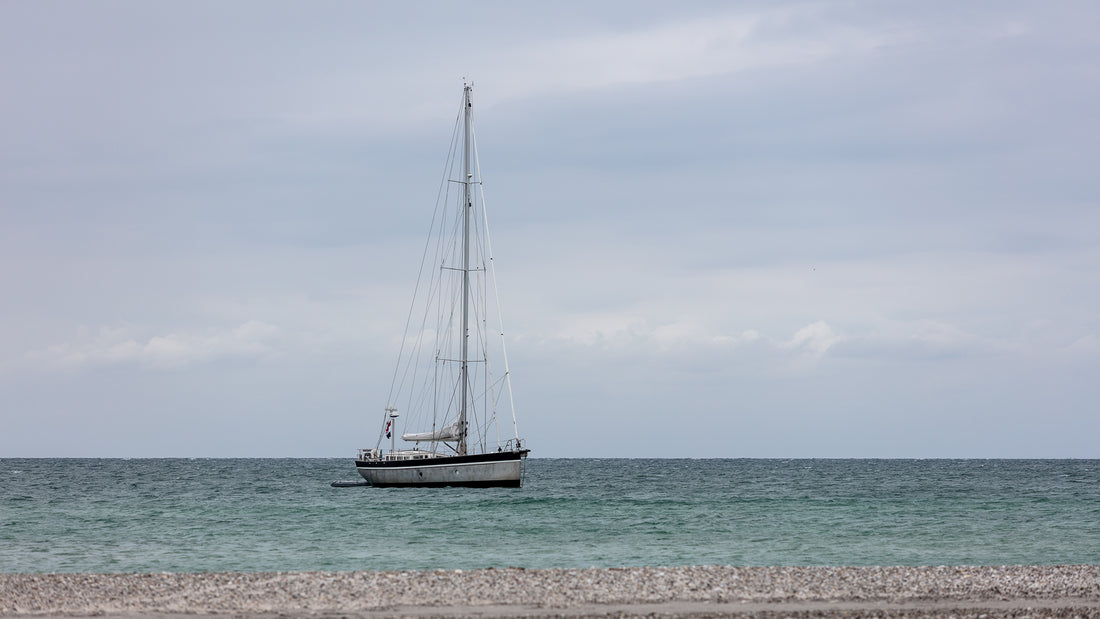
478, 8, 889, 107
831, 319, 1005, 361
784, 320, 839, 357
529, 312, 838, 371
28, 321, 279, 370
2, 3, 1098, 457
1066, 334, 1100, 356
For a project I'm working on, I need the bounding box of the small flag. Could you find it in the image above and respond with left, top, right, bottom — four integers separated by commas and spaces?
385, 420, 392, 439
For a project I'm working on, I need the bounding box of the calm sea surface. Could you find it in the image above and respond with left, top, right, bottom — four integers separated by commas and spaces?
2, 459, 1097, 573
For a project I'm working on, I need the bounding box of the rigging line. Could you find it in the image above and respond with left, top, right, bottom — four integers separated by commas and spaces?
483, 341, 503, 448
464, 181, 492, 437
400, 253, 442, 408
472, 125, 522, 442
467, 372, 488, 452
391, 139, 457, 424
480, 275, 491, 453
381, 100, 464, 441
395, 104, 472, 433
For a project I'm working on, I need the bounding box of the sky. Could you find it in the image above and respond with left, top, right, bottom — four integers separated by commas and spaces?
1, 1, 1097, 458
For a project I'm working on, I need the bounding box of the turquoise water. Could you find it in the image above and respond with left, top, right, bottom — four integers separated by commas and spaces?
2, 459, 1098, 573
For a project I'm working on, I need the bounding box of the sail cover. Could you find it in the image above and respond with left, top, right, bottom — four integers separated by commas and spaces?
402, 421, 461, 442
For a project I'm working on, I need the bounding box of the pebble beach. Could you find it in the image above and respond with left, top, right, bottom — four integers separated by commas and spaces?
3, 565, 1100, 618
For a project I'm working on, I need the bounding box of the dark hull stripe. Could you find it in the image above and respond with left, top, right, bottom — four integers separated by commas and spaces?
368, 479, 522, 488
355, 449, 529, 469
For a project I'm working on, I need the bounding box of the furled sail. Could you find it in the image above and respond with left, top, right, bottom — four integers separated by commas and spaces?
402, 421, 461, 443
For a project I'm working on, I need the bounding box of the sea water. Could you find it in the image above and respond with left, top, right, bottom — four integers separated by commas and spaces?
1, 459, 1097, 573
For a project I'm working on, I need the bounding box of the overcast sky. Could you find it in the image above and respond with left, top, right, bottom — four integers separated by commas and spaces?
2, 1, 1097, 457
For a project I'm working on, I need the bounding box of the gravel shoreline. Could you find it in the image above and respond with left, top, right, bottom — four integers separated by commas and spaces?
2, 565, 1099, 618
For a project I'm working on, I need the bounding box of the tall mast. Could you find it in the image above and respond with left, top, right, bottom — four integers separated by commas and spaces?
458, 83, 472, 456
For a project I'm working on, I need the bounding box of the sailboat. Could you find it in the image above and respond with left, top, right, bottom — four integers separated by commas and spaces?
354, 83, 529, 487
